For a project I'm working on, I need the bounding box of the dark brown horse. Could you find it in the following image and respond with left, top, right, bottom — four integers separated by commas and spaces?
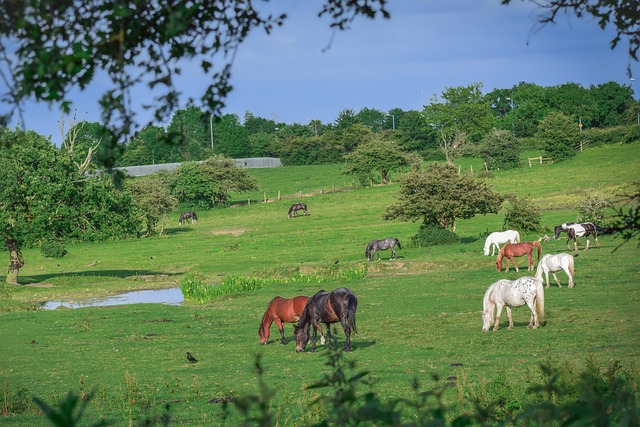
495, 241, 542, 272
288, 203, 309, 218
178, 211, 198, 225
294, 288, 357, 353
258, 296, 324, 345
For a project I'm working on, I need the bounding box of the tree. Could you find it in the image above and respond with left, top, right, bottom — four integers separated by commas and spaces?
422, 83, 495, 144
0, 2, 389, 144
167, 106, 212, 161
537, 112, 581, 161
384, 163, 504, 232
0, 127, 136, 284
201, 156, 259, 205
342, 137, 411, 185
438, 128, 467, 165
128, 175, 178, 236
356, 107, 385, 132
476, 129, 522, 170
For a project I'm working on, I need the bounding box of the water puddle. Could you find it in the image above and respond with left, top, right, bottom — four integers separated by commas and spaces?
40, 288, 184, 310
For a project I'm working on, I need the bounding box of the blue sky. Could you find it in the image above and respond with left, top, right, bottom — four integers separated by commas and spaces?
6, 0, 637, 145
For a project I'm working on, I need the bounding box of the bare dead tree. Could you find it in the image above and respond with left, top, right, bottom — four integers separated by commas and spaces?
439, 128, 468, 166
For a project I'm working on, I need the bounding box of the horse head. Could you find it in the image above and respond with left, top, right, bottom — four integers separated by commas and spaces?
481, 310, 493, 332
293, 323, 308, 353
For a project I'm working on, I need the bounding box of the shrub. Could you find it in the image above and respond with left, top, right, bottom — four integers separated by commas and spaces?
476, 129, 522, 170
575, 193, 609, 223
410, 222, 460, 247
503, 196, 542, 232
622, 125, 640, 144
40, 240, 67, 258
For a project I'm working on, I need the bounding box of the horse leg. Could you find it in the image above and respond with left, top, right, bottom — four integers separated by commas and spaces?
391, 247, 396, 260
317, 324, 325, 345
324, 322, 333, 350
340, 318, 352, 352
584, 237, 590, 250
506, 306, 514, 330
527, 300, 539, 329
544, 270, 551, 288
310, 322, 318, 352
527, 253, 534, 271
493, 303, 503, 331
552, 272, 562, 288
274, 319, 286, 345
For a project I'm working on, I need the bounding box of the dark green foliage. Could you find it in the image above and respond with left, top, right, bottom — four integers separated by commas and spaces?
342, 137, 411, 185
476, 128, 522, 170
40, 240, 67, 258
623, 125, 640, 144
537, 112, 580, 161
503, 195, 542, 232
384, 163, 504, 231
410, 222, 460, 247
34, 392, 111, 427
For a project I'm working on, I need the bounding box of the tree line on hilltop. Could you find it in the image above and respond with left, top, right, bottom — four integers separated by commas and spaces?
63, 81, 639, 169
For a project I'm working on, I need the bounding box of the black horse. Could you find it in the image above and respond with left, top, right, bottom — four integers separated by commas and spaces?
294, 288, 358, 353
178, 211, 198, 225
288, 203, 309, 218
554, 222, 602, 250
365, 237, 401, 261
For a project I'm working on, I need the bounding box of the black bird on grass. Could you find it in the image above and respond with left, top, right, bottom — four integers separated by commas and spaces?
186, 352, 198, 363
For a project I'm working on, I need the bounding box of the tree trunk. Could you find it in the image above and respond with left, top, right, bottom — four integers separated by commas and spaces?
6, 236, 24, 285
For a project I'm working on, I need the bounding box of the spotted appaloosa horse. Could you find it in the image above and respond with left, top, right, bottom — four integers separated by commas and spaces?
482, 276, 545, 332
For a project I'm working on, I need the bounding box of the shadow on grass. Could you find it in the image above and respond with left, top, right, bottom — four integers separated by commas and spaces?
163, 227, 197, 236
460, 236, 479, 244
20, 269, 182, 285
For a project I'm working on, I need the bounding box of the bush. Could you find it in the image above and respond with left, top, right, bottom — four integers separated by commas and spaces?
40, 240, 67, 258
575, 193, 609, 223
622, 125, 640, 144
410, 222, 460, 247
503, 196, 542, 232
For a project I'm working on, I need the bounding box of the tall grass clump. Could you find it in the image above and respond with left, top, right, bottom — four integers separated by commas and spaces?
181, 267, 367, 302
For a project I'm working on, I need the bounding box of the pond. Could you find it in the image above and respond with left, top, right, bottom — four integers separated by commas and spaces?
40, 287, 184, 310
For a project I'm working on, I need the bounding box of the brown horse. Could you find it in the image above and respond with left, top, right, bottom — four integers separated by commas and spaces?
495, 241, 542, 272
258, 296, 324, 345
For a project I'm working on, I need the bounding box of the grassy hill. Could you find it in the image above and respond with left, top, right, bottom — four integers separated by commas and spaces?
1, 142, 639, 425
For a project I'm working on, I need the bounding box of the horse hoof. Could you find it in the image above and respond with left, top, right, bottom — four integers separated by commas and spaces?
296, 349, 304, 353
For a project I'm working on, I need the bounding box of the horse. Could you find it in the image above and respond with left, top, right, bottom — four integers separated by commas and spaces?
178, 211, 198, 225
288, 203, 309, 218
294, 287, 357, 353
258, 296, 324, 345
495, 241, 542, 272
536, 253, 575, 288
483, 230, 521, 256
553, 222, 602, 251
365, 238, 401, 261
481, 276, 545, 332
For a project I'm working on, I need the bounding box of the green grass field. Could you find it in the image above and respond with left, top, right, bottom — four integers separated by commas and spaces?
1, 143, 639, 425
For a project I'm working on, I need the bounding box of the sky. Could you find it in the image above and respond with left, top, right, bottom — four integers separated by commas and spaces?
5, 0, 638, 145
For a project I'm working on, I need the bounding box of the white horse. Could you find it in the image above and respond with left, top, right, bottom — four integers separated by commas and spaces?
481, 276, 545, 332
483, 230, 520, 256
536, 253, 575, 288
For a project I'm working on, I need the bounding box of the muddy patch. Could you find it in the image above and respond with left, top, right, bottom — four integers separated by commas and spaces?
211, 228, 248, 237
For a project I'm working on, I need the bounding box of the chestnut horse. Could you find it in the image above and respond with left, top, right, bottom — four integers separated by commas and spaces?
495, 241, 542, 272
258, 296, 324, 345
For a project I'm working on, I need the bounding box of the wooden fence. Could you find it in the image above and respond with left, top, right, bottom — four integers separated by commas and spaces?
527, 156, 553, 167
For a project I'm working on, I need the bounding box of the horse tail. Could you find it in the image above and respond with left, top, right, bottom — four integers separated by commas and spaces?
347, 293, 358, 334
535, 276, 545, 325
395, 238, 401, 250
532, 241, 541, 261
515, 231, 521, 243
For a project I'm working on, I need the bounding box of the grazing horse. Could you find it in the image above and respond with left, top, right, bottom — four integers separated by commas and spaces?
365, 238, 401, 261
482, 276, 545, 332
294, 288, 357, 353
483, 230, 521, 256
258, 296, 324, 345
553, 222, 602, 251
536, 253, 575, 288
178, 211, 198, 225
288, 203, 309, 218
495, 241, 542, 272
